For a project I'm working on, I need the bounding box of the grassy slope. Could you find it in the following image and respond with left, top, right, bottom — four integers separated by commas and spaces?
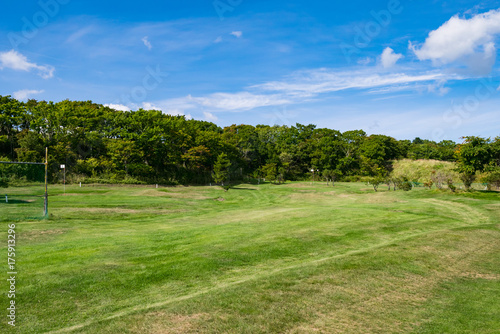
391, 159, 460, 184
0, 183, 498, 333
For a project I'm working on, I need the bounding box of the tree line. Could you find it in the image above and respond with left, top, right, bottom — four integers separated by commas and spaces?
0, 95, 499, 188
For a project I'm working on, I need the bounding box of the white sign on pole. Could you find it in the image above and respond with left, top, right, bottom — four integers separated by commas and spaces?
60, 164, 65, 169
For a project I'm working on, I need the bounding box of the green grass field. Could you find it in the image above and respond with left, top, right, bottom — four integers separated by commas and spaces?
1, 182, 499, 333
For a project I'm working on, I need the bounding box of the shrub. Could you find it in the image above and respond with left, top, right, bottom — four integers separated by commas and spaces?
394, 176, 412, 191
0, 177, 8, 188
481, 169, 500, 190
446, 179, 456, 192
460, 172, 475, 191
366, 175, 385, 192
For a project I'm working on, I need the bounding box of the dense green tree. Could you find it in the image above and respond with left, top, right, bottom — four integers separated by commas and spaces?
261, 163, 278, 183
359, 134, 400, 175
455, 136, 492, 190
0, 95, 495, 188
213, 153, 231, 186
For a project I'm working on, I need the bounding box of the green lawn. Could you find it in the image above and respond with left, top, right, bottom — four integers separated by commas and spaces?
1, 182, 499, 333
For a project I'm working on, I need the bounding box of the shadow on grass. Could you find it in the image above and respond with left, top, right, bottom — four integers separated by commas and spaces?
0, 199, 34, 204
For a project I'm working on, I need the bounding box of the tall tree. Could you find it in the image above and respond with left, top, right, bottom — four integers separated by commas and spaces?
213, 153, 231, 186
455, 136, 492, 190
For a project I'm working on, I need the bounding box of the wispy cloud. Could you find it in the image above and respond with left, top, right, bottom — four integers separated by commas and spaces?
357, 57, 373, 65
12, 89, 44, 100
145, 92, 291, 116
66, 26, 95, 43
203, 111, 218, 122
254, 68, 456, 96
145, 66, 465, 116
141, 36, 153, 50
0, 50, 54, 79
191, 92, 291, 111
231, 31, 243, 38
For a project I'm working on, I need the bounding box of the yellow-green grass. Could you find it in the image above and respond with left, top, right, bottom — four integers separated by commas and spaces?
0, 182, 499, 333
391, 159, 460, 184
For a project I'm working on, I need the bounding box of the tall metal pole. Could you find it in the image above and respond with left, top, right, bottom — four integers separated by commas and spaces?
44, 147, 48, 218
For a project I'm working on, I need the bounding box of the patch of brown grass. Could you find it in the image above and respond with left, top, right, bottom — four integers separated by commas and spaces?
131, 312, 210, 334
63, 208, 187, 215
23, 229, 65, 241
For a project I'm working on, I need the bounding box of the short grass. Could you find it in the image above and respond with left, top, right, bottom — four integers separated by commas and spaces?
0, 182, 499, 333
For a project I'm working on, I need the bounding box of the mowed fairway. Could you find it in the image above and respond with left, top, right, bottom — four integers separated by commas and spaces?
1, 183, 499, 333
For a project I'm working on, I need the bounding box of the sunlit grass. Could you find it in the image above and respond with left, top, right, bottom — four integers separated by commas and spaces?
0, 182, 498, 333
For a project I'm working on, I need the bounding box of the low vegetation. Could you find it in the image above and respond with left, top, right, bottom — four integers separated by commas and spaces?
0, 182, 498, 333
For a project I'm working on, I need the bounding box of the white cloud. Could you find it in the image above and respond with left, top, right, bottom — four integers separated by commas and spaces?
357, 57, 373, 66
411, 9, 500, 74
142, 36, 152, 50
104, 103, 131, 111
0, 50, 54, 79
203, 111, 218, 122
426, 80, 450, 96
12, 89, 44, 100
153, 96, 198, 115
150, 67, 460, 116
380, 47, 403, 68
150, 92, 291, 114
231, 31, 243, 38
255, 68, 453, 96
191, 92, 291, 111
214, 36, 223, 43
141, 102, 162, 110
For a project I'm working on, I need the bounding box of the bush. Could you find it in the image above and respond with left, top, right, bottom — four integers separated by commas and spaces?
0, 177, 8, 188
342, 175, 362, 182
365, 175, 385, 192
394, 176, 412, 191
480, 169, 500, 190
447, 179, 456, 192
460, 172, 475, 191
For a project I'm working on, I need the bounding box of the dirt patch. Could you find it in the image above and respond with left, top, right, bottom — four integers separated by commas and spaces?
214, 197, 225, 202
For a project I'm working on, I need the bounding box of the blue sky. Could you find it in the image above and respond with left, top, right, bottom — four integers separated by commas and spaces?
1, 0, 499, 141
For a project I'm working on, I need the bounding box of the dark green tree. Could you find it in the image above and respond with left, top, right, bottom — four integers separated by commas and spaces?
455, 136, 492, 190
213, 153, 231, 187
